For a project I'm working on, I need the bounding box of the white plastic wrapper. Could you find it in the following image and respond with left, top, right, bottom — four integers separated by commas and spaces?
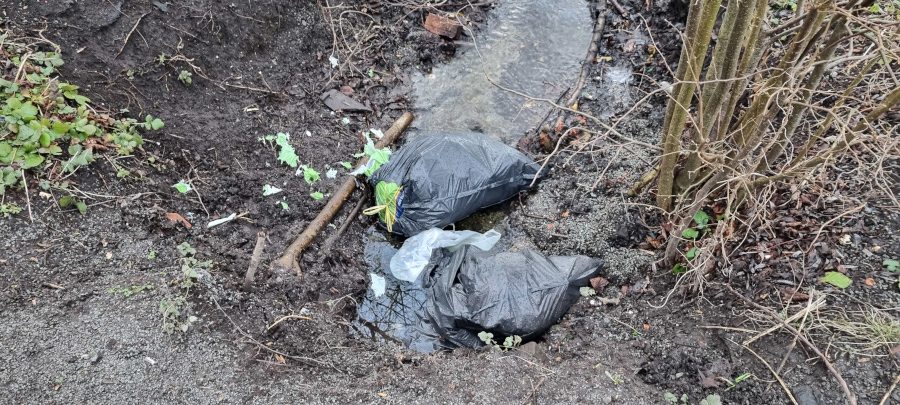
389, 228, 501, 282
370, 273, 386, 297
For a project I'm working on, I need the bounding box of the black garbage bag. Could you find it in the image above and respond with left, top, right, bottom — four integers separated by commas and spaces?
422, 245, 603, 349
367, 132, 541, 237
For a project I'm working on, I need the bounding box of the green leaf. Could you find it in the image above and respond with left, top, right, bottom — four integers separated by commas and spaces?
39, 130, 52, 147
52, 121, 70, 134
302, 166, 320, 184
686, 247, 698, 260
340, 161, 352, 170
682, 228, 699, 239
579, 286, 596, 297
700, 395, 722, 405
262, 184, 283, 196
694, 210, 710, 228
73, 95, 90, 106
821, 272, 852, 289
22, 154, 44, 168
19, 102, 38, 118
274, 133, 298, 168
173, 181, 191, 194
80, 124, 97, 136
672, 263, 687, 275
310, 192, 324, 200
0, 142, 12, 158
150, 118, 164, 130
177, 242, 196, 256
279, 201, 289, 211
58, 196, 75, 207
884, 259, 900, 271
75, 201, 87, 214
870, 3, 882, 12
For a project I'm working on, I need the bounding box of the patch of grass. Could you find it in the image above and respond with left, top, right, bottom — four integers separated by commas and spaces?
108, 285, 154, 297
604, 370, 624, 385
0, 30, 163, 196
814, 307, 900, 356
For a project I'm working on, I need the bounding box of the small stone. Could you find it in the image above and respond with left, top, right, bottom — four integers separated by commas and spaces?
320, 89, 372, 113
424, 13, 462, 39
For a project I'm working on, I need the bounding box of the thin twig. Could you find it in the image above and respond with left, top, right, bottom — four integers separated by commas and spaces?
319, 193, 368, 261
21, 169, 33, 223
879, 373, 900, 405
267, 314, 314, 330
521, 377, 546, 405
742, 344, 800, 405
744, 294, 826, 345
805, 204, 866, 253
116, 13, 150, 58
727, 284, 857, 405
211, 297, 342, 371
530, 128, 578, 187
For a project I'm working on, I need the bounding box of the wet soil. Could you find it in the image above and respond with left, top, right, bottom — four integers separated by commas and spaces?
2, 0, 900, 404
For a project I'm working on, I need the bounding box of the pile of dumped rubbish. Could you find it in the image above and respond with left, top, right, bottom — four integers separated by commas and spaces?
356, 132, 604, 353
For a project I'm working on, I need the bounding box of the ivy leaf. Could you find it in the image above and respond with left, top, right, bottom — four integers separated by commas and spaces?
682, 228, 699, 239
694, 211, 710, 228
821, 272, 852, 289
686, 247, 698, 260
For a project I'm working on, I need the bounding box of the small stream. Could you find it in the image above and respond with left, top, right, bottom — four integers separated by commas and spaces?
410, 0, 594, 144
356, 0, 594, 351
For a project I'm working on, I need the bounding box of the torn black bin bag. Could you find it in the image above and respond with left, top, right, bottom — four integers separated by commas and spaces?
368, 132, 541, 237
422, 246, 603, 349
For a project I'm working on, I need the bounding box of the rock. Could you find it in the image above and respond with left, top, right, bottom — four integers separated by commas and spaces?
424, 13, 462, 39
320, 89, 372, 113
791, 385, 822, 405
517, 341, 549, 363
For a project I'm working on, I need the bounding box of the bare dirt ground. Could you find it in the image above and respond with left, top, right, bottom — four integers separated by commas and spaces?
2, 1, 899, 404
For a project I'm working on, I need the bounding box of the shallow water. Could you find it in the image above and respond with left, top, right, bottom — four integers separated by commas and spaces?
354, 227, 443, 352
411, 0, 593, 143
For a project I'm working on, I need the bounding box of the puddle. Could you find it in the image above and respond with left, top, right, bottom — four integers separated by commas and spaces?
354, 227, 445, 353
410, 0, 593, 143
